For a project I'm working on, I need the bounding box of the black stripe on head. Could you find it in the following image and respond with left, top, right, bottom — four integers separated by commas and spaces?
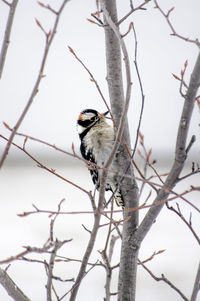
81, 109, 98, 115
77, 109, 100, 139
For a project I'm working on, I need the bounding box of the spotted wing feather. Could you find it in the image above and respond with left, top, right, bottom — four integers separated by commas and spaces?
80, 142, 99, 189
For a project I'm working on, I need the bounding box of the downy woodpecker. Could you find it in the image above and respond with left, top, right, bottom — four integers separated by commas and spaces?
77, 109, 124, 208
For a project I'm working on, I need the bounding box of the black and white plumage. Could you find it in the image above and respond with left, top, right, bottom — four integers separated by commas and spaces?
77, 109, 124, 208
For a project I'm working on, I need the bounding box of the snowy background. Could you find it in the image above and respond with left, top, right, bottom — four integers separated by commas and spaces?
0, 0, 200, 300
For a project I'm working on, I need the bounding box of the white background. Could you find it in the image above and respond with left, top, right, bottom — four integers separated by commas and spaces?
0, 0, 200, 300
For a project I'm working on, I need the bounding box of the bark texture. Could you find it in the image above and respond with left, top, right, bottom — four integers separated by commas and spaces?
100, 1, 139, 300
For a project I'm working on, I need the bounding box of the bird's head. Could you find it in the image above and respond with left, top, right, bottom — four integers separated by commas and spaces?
77, 109, 109, 137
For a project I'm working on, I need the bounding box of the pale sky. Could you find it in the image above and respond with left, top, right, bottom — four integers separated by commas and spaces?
0, 0, 200, 160
0, 2, 199, 300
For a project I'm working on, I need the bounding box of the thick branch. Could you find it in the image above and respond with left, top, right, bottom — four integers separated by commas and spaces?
100, 1, 139, 300
0, 267, 30, 301
191, 262, 200, 301
134, 51, 200, 247
0, 0, 18, 79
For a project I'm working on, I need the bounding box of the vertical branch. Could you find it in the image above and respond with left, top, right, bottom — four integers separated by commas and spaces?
0, 0, 70, 168
105, 235, 119, 300
100, 1, 139, 300
191, 262, 200, 301
69, 209, 102, 301
46, 240, 65, 301
0, 0, 19, 79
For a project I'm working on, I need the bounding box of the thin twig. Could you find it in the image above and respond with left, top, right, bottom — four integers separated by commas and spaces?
60, 261, 99, 300
15, 184, 200, 218
118, 0, 151, 25
154, 0, 200, 48
46, 240, 68, 301
131, 23, 145, 158
2, 0, 11, 5
0, 0, 70, 168
68, 46, 111, 115
0, 134, 90, 195
134, 49, 200, 249
138, 259, 189, 301
185, 135, 196, 154
166, 203, 200, 245
4, 128, 199, 213
0, 244, 53, 264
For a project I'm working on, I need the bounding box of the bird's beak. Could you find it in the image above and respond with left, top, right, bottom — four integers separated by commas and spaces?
103, 111, 109, 116
98, 111, 109, 118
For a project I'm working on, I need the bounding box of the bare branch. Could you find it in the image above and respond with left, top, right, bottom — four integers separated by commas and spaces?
154, 1, 200, 48
138, 249, 165, 265
0, 243, 53, 265
118, 0, 151, 25
0, 0, 70, 168
46, 240, 68, 301
185, 135, 196, 154
68, 46, 111, 114
100, 2, 140, 300
101, 235, 119, 301
61, 261, 99, 300
38, 2, 58, 15
0, 134, 90, 195
166, 203, 200, 245
0, 267, 31, 301
2, 0, 11, 5
0, 0, 19, 78
191, 262, 200, 301
134, 50, 200, 248
131, 23, 145, 158
70, 1, 138, 298
69, 203, 102, 300
138, 260, 189, 301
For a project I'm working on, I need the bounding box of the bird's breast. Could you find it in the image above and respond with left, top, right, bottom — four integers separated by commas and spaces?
84, 125, 114, 166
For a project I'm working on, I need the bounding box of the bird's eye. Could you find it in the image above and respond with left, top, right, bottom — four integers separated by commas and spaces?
91, 116, 96, 121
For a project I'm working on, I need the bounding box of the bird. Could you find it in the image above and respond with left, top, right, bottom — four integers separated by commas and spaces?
77, 109, 124, 208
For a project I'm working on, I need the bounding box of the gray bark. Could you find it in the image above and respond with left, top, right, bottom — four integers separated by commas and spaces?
100, 1, 139, 300
0, 0, 19, 79
134, 51, 200, 248
0, 268, 30, 301
101, 1, 200, 300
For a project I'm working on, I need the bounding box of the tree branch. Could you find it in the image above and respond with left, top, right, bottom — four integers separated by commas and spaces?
100, 1, 139, 300
166, 203, 200, 245
138, 260, 189, 301
46, 240, 67, 301
0, 134, 90, 195
134, 50, 200, 247
191, 262, 200, 301
0, 0, 19, 79
154, 1, 200, 48
0, 267, 31, 301
0, 0, 70, 168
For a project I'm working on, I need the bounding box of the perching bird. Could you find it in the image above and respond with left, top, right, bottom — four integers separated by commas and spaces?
77, 109, 124, 208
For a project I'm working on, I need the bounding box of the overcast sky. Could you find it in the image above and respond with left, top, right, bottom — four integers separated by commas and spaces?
0, 0, 200, 160
0, 3, 199, 299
